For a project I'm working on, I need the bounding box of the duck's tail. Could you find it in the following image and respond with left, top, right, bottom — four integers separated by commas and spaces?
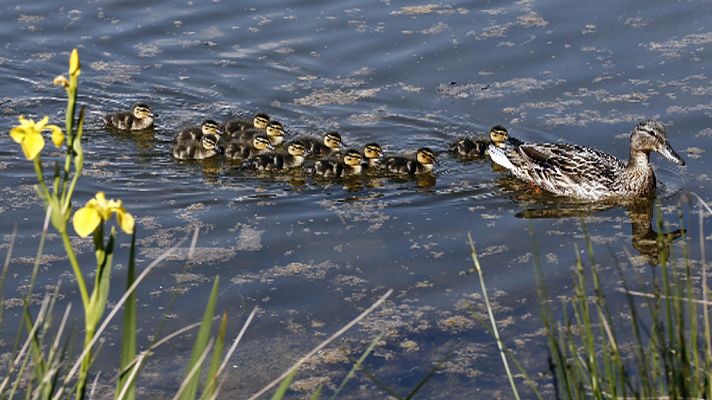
487, 144, 517, 171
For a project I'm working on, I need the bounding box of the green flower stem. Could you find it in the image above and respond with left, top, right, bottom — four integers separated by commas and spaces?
63, 84, 76, 174
76, 324, 95, 400
60, 228, 89, 309
62, 166, 80, 214
61, 108, 84, 214
33, 157, 50, 198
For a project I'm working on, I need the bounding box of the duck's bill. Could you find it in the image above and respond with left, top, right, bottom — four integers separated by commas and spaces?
659, 144, 685, 166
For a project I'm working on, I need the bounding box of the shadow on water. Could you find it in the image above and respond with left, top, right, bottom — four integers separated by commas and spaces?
495, 172, 685, 266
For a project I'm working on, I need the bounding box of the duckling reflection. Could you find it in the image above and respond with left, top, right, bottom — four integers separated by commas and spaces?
508, 183, 682, 266
106, 128, 155, 151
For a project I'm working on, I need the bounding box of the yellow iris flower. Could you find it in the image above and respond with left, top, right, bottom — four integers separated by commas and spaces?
9, 116, 65, 160
72, 192, 135, 238
69, 48, 80, 77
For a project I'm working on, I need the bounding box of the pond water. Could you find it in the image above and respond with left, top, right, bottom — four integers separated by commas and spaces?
1, 0, 711, 398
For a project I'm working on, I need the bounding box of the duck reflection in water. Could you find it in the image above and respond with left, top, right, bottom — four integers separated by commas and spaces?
498, 176, 683, 266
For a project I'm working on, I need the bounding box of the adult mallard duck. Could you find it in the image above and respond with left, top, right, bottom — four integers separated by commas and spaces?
487, 120, 685, 201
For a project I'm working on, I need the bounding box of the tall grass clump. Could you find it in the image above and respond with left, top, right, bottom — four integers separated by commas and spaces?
535, 202, 711, 399
473, 199, 712, 398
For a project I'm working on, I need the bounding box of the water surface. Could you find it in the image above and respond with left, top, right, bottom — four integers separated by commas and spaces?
1, 0, 711, 397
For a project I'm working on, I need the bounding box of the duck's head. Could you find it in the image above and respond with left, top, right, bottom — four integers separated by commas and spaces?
252, 134, 274, 151
266, 121, 285, 145
132, 103, 154, 119
202, 134, 224, 154
631, 120, 685, 166
324, 131, 344, 149
489, 125, 509, 147
253, 113, 270, 130
363, 142, 383, 160
201, 120, 222, 136
287, 141, 306, 157
343, 149, 363, 167
416, 147, 438, 166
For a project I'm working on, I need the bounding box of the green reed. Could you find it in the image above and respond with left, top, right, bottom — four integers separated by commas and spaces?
474, 199, 712, 398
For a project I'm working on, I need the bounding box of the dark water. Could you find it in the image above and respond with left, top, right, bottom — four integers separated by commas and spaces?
1, 0, 711, 398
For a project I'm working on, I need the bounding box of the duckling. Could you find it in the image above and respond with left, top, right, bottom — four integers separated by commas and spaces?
225, 134, 273, 160
103, 103, 155, 131
170, 134, 223, 160
235, 121, 285, 146
223, 113, 270, 136
247, 141, 308, 171
311, 149, 363, 178
487, 120, 686, 201
362, 143, 384, 169
299, 131, 344, 158
449, 125, 516, 156
172, 120, 222, 145
383, 148, 437, 175
488, 125, 523, 149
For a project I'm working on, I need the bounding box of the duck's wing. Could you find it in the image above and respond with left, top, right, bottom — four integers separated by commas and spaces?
510, 143, 624, 197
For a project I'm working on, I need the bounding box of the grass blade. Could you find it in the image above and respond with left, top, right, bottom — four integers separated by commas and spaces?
404, 365, 438, 400
329, 333, 383, 399
179, 276, 220, 400
201, 311, 228, 400
116, 231, 138, 400
173, 339, 214, 400
468, 233, 520, 400
0, 224, 17, 325
270, 367, 299, 400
